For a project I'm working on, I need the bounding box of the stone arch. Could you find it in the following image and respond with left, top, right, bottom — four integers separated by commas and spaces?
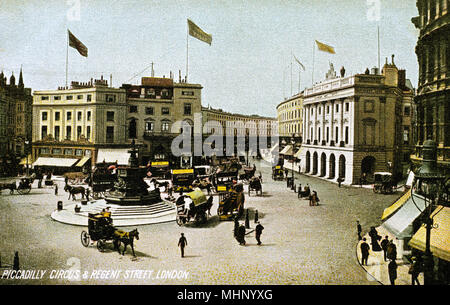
328, 153, 336, 179
320, 152, 326, 177
339, 154, 346, 180
312, 151, 318, 175
305, 151, 311, 173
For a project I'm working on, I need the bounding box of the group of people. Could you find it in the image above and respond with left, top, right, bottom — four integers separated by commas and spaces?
358, 222, 422, 285
297, 183, 320, 206
233, 213, 264, 246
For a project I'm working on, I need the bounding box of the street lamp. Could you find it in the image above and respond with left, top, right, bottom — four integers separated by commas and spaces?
24, 140, 30, 176
412, 139, 446, 285
290, 134, 295, 190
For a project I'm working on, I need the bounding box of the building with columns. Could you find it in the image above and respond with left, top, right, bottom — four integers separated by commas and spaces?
296, 60, 415, 185
411, 0, 450, 174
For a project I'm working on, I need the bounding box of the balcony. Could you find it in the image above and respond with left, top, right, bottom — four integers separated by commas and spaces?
143, 130, 178, 139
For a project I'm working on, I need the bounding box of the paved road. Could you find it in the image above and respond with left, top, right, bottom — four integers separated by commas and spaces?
0, 161, 400, 284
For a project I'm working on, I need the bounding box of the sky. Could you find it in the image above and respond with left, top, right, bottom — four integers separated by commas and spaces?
0, 0, 420, 117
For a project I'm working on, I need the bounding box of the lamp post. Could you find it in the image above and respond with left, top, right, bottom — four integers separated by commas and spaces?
24, 140, 29, 176
291, 134, 295, 190
412, 139, 445, 285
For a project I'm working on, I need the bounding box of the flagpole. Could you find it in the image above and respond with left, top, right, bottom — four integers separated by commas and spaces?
66, 29, 69, 88
311, 41, 315, 86
290, 51, 293, 96
186, 25, 189, 82
377, 25, 380, 73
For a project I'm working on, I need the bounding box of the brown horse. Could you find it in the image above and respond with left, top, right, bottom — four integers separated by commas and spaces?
64, 184, 86, 200
113, 229, 139, 256
0, 182, 17, 194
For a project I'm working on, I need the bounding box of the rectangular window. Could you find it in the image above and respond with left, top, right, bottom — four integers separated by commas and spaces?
106, 94, 115, 102
345, 126, 349, 144
327, 105, 330, 114
41, 112, 48, 121
129, 105, 138, 113
404, 106, 411, 116
184, 103, 192, 115
345, 102, 349, 112
403, 126, 410, 144
106, 126, 114, 143
64, 148, 73, 155
55, 112, 60, 121
336, 104, 339, 113
87, 111, 91, 121
54, 96, 61, 101
75, 149, 83, 156
41, 125, 48, 139
87, 94, 92, 102
182, 91, 194, 96
161, 121, 170, 131
86, 126, 91, 140
161, 107, 170, 115
106, 111, 114, 122
39, 148, 50, 154
145, 121, 154, 131
54, 126, 60, 141
77, 111, 82, 121
66, 112, 72, 121
66, 95, 73, 100
77, 95, 83, 100
66, 126, 72, 140
335, 126, 339, 143
326, 127, 329, 142
52, 148, 62, 155
145, 107, 154, 115
77, 126, 82, 139
41, 96, 49, 101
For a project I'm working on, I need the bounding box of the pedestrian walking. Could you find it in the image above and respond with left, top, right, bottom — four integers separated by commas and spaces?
368, 226, 382, 251
356, 220, 362, 241
381, 236, 390, 261
178, 233, 187, 258
245, 209, 250, 229
337, 177, 343, 188
13, 251, 19, 271
387, 240, 397, 261
54, 183, 58, 196
312, 191, 320, 206
254, 209, 259, 223
409, 256, 422, 285
255, 222, 264, 245
388, 259, 398, 285
360, 238, 370, 266
237, 224, 246, 245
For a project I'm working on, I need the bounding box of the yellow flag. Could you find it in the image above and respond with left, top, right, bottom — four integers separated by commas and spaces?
187, 19, 212, 45
315, 40, 335, 54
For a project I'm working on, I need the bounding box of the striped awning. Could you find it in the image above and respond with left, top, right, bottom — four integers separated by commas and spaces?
76, 156, 91, 167
33, 157, 79, 167
96, 148, 130, 165
293, 147, 303, 159
280, 145, 293, 156
409, 206, 450, 262
381, 189, 412, 221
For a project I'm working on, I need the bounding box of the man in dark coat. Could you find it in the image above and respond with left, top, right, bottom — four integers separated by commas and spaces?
388, 259, 397, 285
178, 233, 188, 258
255, 222, 264, 245
238, 224, 246, 245
360, 238, 370, 266
409, 256, 422, 285
357, 220, 362, 241
381, 236, 390, 261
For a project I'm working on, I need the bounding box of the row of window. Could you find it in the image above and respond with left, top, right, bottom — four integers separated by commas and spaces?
39, 147, 92, 157
129, 103, 192, 116
42, 111, 92, 122
41, 125, 91, 141
41, 94, 92, 102
309, 126, 350, 145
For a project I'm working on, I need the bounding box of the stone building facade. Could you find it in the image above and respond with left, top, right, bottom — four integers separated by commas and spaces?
296, 60, 415, 185
411, 0, 450, 174
276, 93, 303, 142
32, 77, 128, 172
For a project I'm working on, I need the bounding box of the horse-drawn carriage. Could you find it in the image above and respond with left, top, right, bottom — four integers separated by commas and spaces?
214, 170, 238, 193
272, 165, 284, 180
0, 177, 32, 195
90, 165, 117, 199
217, 183, 245, 221
373, 172, 396, 194
248, 176, 262, 196
239, 166, 256, 182
172, 168, 195, 193
148, 161, 171, 179
175, 188, 214, 226
81, 212, 139, 256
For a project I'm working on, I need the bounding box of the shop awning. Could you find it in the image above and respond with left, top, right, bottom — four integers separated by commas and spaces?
76, 156, 91, 167
409, 205, 450, 262
381, 189, 412, 221
19, 154, 32, 165
32, 157, 79, 167
96, 148, 130, 165
381, 192, 426, 239
293, 147, 303, 159
280, 145, 293, 156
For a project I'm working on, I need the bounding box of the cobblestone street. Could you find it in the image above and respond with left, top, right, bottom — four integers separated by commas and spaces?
0, 160, 400, 285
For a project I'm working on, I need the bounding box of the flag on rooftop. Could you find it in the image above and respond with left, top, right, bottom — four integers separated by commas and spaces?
187, 19, 212, 45
293, 55, 306, 71
68, 30, 88, 57
315, 40, 335, 54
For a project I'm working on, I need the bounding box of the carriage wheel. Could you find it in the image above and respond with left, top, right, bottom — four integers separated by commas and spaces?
17, 186, 31, 195
81, 231, 90, 247
176, 215, 183, 226
97, 239, 106, 252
